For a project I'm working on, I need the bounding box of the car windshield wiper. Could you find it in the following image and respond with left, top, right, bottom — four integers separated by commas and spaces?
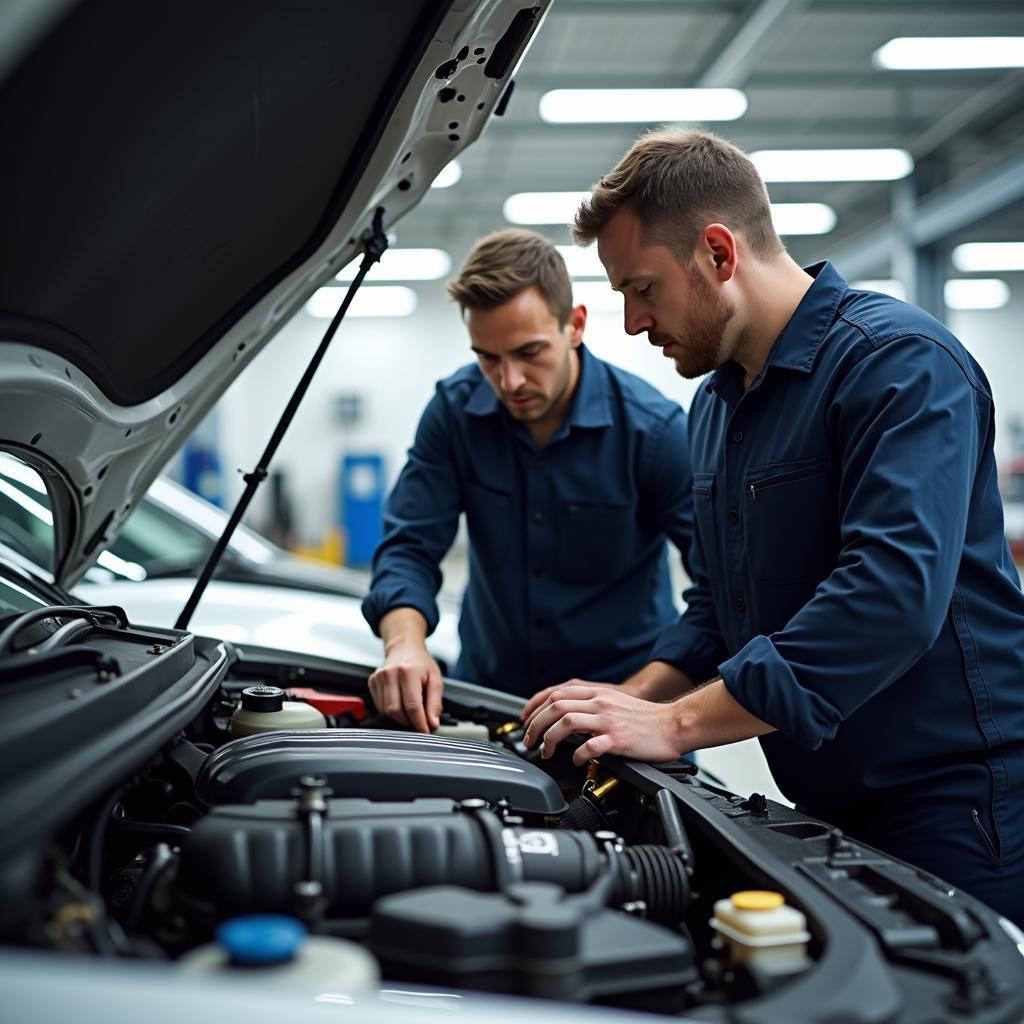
175, 208, 388, 631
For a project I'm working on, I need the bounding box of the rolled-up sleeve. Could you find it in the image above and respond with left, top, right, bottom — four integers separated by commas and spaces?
361, 388, 463, 637
720, 335, 983, 748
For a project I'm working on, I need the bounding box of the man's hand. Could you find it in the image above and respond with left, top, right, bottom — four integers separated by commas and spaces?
522, 683, 685, 766
521, 662, 695, 723
370, 608, 442, 733
368, 645, 443, 733
522, 679, 633, 723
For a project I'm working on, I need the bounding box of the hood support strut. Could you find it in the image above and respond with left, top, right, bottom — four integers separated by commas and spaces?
175, 209, 389, 631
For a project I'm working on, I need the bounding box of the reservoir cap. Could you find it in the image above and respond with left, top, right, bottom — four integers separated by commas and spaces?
732, 891, 784, 912
217, 914, 306, 965
240, 685, 285, 713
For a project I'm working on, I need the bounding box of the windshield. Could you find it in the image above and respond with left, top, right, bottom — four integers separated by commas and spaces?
101, 500, 215, 581
0, 566, 49, 616
0, 453, 54, 571
0, 454, 233, 583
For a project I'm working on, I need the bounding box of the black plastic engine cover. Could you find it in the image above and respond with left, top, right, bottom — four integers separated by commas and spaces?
175, 798, 603, 920
196, 729, 568, 814
369, 882, 697, 1011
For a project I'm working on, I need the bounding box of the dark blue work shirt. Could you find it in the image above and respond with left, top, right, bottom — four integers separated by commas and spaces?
363, 345, 694, 698
652, 262, 1024, 816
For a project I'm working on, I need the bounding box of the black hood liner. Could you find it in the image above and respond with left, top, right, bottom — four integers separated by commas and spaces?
0, 0, 445, 405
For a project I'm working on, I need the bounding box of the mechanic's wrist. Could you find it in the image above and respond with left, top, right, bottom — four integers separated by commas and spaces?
384, 636, 429, 660
668, 700, 700, 757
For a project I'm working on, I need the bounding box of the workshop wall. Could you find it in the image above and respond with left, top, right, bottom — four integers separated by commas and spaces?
217, 279, 1023, 552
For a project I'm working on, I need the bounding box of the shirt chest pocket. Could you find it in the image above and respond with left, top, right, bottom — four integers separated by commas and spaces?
557, 501, 636, 584
746, 458, 838, 585
463, 479, 512, 547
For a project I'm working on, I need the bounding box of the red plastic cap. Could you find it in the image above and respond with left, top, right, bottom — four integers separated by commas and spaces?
287, 688, 366, 721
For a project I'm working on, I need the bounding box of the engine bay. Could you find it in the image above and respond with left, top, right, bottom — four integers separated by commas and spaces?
3, 625, 1024, 1022
90, 683, 736, 1014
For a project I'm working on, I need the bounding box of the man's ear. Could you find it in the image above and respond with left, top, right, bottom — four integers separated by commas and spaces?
567, 303, 587, 346
701, 224, 737, 282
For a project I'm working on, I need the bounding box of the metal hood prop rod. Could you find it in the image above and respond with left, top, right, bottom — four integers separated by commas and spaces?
175, 209, 389, 630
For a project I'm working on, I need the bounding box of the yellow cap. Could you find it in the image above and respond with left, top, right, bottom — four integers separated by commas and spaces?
731, 890, 785, 911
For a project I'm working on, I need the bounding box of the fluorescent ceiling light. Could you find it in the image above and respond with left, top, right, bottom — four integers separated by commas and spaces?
572, 280, 623, 314
539, 88, 747, 124
504, 191, 590, 225
874, 37, 1024, 70
510, 198, 836, 236
305, 286, 418, 319
431, 160, 462, 189
770, 203, 836, 235
851, 279, 908, 301
336, 248, 451, 282
952, 242, 1024, 272
557, 245, 606, 278
751, 149, 913, 182
944, 279, 1010, 310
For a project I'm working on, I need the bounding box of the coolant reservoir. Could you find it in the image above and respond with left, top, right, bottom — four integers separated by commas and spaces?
179, 914, 379, 993
710, 890, 810, 974
433, 720, 490, 741
230, 685, 327, 736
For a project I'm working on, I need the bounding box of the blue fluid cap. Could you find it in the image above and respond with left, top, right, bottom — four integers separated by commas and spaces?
216, 915, 307, 966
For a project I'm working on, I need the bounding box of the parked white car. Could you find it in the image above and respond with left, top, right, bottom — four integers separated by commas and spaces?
0, 459, 460, 669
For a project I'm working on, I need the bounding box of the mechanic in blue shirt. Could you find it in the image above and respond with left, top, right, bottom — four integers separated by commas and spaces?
362, 228, 694, 732
523, 129, 1024, 922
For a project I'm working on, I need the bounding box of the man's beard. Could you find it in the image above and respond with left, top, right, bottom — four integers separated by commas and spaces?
668, 266, 736, 379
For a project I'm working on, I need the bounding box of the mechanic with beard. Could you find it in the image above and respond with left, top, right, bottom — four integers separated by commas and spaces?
362, 228, 694, 733
522, 129, 1024, 922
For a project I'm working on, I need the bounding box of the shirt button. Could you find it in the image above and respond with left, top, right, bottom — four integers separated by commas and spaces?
531, 512, 544, 525
728, 508, 739, 524
705, 384, 714, 395
735, 596, 746, 612
731, 430, 743, 443
531, 565, 544, 577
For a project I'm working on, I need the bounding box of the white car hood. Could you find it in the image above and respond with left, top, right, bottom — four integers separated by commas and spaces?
0, 0, 549, 589
73, 577, 461, 670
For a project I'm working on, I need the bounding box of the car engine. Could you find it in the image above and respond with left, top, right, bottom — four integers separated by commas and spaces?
5, 632, 1023, 1022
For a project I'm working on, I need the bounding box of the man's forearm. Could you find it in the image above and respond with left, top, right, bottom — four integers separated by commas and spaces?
379, 607, 430, 654
670, 678, 775, 753
623, 660, 697, 702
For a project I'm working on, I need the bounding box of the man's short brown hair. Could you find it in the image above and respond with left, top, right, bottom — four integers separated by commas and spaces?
572, 128, 783, 263
447, 228, 573, 326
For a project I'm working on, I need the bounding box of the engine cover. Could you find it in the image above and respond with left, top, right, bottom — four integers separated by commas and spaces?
195, 729, 568, 815
175, 798, 605, 921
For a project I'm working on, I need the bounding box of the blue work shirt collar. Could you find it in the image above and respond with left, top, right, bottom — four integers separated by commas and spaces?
464, 343, 613, 431
707, 261, 848, 399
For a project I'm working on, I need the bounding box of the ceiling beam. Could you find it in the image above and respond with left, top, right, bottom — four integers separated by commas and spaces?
519, 69, 1011, 89
907, 69, 1024, 159
696, 0, 808, 88
829, 148, 1024, 278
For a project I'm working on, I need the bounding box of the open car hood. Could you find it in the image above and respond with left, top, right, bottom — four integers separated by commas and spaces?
0, 0, 549, 588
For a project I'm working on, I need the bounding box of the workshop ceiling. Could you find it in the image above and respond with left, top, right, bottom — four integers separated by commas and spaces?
396, 0, 1024, 279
